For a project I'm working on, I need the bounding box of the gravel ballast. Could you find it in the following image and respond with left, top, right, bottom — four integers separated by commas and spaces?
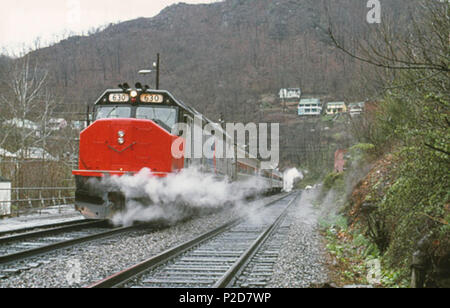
268, 189, 330, 288
0, 192, 330, 288
0, 210, 240, 288
0, 194, 289, 288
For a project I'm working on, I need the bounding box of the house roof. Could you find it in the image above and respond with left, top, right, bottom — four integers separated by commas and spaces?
300, 98, 321, 103
348, 102, 365, 108
327, 102, 346, 106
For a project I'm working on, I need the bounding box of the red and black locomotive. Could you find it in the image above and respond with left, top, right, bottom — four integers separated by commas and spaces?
72, 85, 283, 219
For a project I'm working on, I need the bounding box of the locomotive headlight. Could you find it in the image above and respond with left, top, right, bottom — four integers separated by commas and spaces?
118, 137, 125, 145
118, 130, 125, 138
130, 90, 138, 98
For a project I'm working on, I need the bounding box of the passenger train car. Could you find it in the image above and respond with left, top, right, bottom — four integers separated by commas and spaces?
72, 85, 283, 219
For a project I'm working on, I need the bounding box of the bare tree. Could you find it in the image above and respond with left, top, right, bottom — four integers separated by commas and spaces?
0, 53, 58, 186
327, 1, 449, 76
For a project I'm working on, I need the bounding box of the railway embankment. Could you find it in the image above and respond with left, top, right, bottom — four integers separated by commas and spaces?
315, 144, 449, 288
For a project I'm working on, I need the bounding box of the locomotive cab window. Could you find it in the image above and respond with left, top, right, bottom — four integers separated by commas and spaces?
136, 105, 178, 132
96, 106, 131, 120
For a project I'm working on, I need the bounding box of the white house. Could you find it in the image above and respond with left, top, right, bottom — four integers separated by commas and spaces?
4, 118, 39, 130
298, 98, 322, 116
48, 118, 68, 131
0, 148, 17, 158
14, 147, 57, 161
3, 118, 40, 137
348, 102, 365, 117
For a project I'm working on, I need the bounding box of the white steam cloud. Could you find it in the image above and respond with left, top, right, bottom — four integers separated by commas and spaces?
93, 167, 271, 226
283, 168, 303, 192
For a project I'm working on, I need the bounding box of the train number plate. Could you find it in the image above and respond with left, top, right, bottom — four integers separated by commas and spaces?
140, 94, 164, 103
109, 93, 129, 103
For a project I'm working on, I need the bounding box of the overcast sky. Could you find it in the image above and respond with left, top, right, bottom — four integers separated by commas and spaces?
0, 0, 220, 54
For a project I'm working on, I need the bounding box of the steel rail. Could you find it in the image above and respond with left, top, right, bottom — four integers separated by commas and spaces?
213, 194, 296, 288
88, 219, 240, 288
0, 224, 136, 265
0, 219, 89, 238
88, 192, 295, 288
0, 220, 107, 243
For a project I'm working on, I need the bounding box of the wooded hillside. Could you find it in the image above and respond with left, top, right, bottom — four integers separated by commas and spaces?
15, 0, 419, 122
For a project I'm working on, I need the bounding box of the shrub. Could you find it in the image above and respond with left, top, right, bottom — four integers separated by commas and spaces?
323, 172, 344, 192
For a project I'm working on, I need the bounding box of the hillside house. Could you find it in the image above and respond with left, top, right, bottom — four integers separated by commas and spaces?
326, 102, 347, 115
348, 102, 365, 117
298, 98, 322, 116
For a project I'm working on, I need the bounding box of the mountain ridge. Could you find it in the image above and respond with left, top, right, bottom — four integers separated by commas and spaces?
8, 0, 419, 122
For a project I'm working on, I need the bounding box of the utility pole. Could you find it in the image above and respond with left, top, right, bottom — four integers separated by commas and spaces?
139, 53, 161, 90
155, 53, 160, 90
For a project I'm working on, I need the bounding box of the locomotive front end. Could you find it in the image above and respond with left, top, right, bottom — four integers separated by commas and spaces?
72, 89, 184, 219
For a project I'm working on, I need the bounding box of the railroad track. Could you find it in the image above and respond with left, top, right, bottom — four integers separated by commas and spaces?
89, 192, 298, 288
0, 220, 136, 266
232, 213, 292, 288
0, 219, 89, 238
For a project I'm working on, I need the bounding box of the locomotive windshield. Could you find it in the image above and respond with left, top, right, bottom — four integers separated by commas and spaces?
94, 104, 178, 132
136, 106, 178, 131
96, 106, 131, 120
